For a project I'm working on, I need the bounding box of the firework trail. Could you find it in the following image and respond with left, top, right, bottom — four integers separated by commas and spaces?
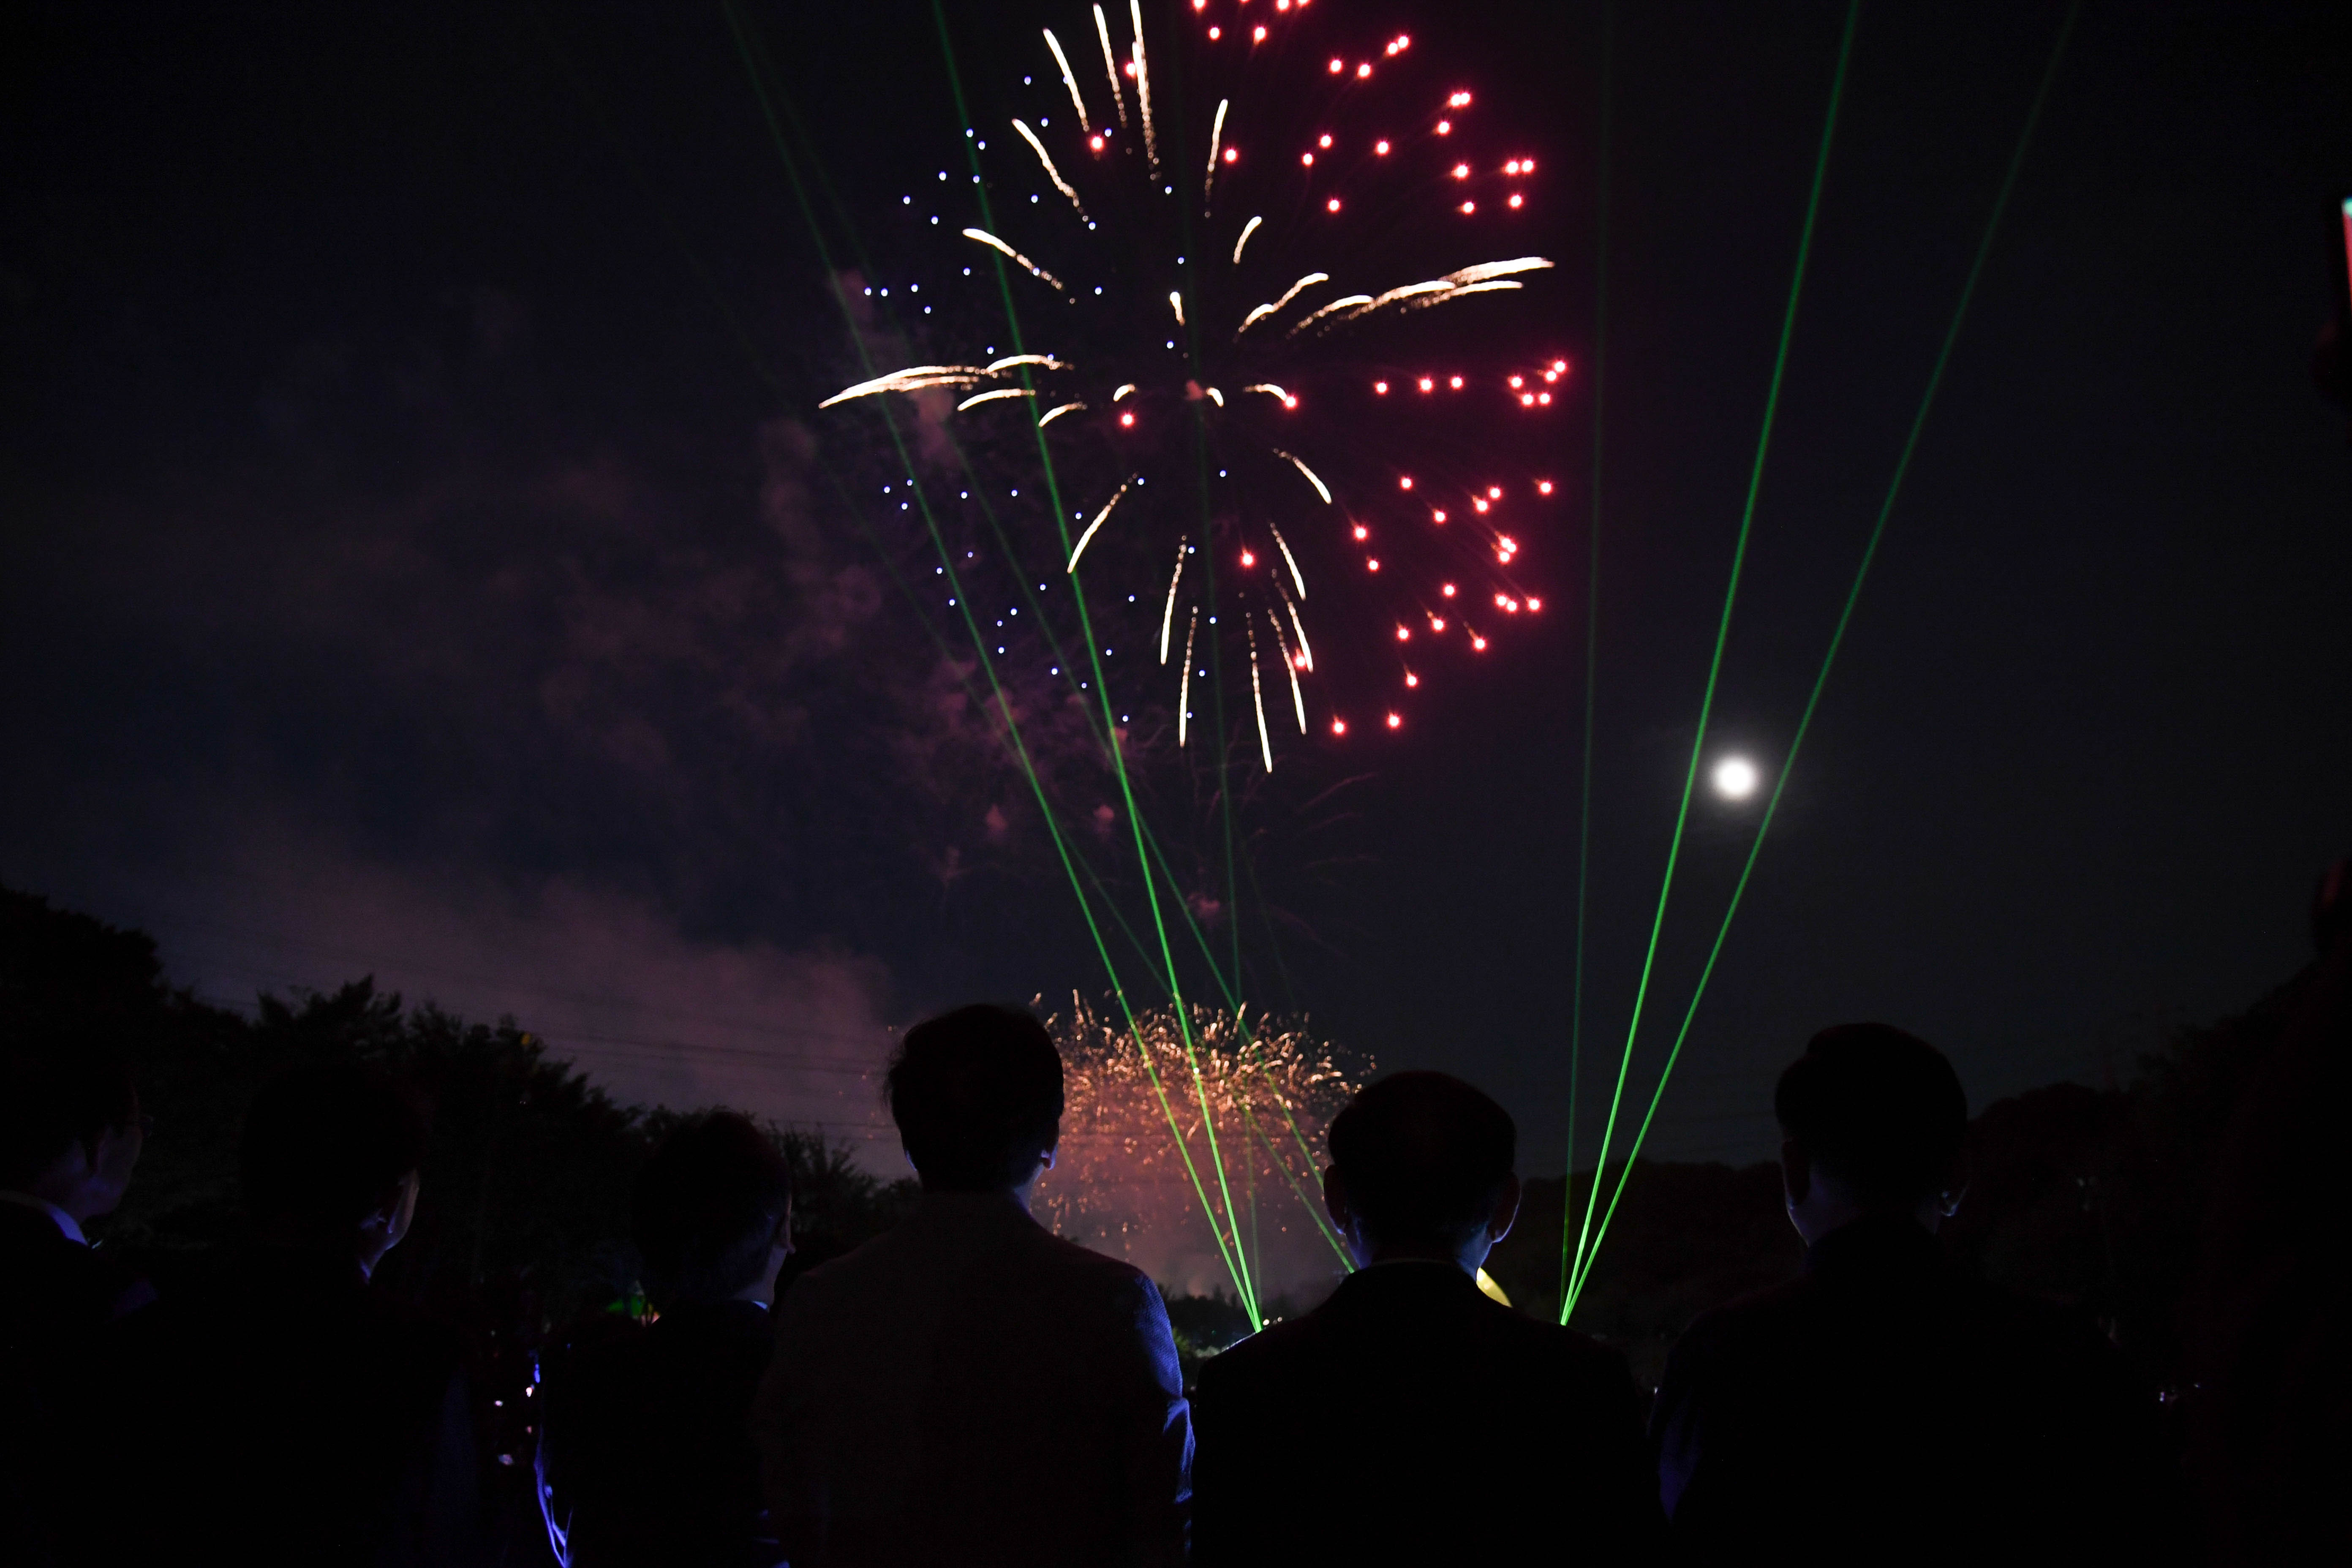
830, 1, 1569, 765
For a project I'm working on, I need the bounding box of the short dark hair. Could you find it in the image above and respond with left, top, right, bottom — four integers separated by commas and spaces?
1327, 1071, 1516, 1246
886, 1004, 1064, 1191
633, 1113, 792, 1305
0, 1048, 138, 1189
1775, 1023, 1968, 1208
240, 1062, 428, 1236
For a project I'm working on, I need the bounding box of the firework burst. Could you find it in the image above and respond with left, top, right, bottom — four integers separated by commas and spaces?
830, 0, 1568, 766
1034, 995, 1364, 1295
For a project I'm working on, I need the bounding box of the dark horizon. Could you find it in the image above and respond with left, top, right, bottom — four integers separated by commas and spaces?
5, 0, 2349, 1175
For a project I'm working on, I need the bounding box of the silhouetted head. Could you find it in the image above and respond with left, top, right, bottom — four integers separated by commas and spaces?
633, 1112, 793, 1308
886, 1004, 1064, 1194
1775, 1024, 1967, 1242
241, 1062, 428, 1271
1324, 1071, 1519, 1268
0, 1047, 143, 1225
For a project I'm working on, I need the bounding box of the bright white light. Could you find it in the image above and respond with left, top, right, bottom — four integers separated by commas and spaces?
1712, 757, 1760, 800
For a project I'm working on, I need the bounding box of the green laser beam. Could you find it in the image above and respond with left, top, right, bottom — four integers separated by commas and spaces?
1566, 0, 1860, 1306
1565, 0, 2083, 1310
927, 0, 1261, 1323
723, 0, 1260, 1316
1560, 0, 1613, 1321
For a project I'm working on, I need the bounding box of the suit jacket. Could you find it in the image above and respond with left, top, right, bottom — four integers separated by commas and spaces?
92, 1244, 481, 1567
751, 1191, 1191, 1568
538, 1299, 781, 1567
1652, 1215, 2177, 1565
1191, 1260, 1663, 1565
0, 1200, 152, 1565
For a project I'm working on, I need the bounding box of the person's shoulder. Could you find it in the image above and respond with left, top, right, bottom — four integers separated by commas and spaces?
1661, 1274, 1815, 1373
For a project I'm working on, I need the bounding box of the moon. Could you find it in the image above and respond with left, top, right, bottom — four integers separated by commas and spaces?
1712, 756, 1760, 801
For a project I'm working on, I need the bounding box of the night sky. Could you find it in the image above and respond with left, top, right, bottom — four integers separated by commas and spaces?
5, 0, 2348, 1179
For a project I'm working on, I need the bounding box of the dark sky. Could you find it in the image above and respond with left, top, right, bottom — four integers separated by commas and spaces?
5, 0, 2348, 1180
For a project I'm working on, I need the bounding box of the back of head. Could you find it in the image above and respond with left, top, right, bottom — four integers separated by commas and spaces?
0, 1046, 137, 1190
240, 1061, 427, 1242
1327, 1071, 1516, 1248
886, 1004, 1064, 1192
632, 1112, 792, 1306
1775, 1023, 1967, 1209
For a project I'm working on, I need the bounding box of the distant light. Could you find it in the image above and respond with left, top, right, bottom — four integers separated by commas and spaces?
1712, 757, 1761, 800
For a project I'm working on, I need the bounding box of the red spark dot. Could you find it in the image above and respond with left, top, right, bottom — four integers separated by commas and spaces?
1431, 509, 1447, 524
1508, 374, 1524, 388
1375, 139, 1391, 155
1192, 0, 1205, 10
1319, 133, 1333, 149
1395, 626, 1410, 642
1473, 498, 1489, 514
1436, 120, 1451, 135
1240, 550, 1256, 567
1394, 34, 1409, 50
1398, 476, 1414, 490
1120, 411, 1136, 427
1527, 597, 1544, 612
1209, 25, 1221, 38
1326, 197, 1342, 213
1329, 58, 1344, 73
1124, 60, 1136, 77
1520, 394, 1535, 407
1356, 63, 1372, 79
1523, 158, 1537, 173
1488, 486, 1503, 499
1509, 193, 1524, 209
1386, 712, 1402, 730
1498, 536, 1518, 553
1496, 593, 1511, 608
1301, 152, 1315, 166
1552, 359, 1568, 372
1090, 136, 1105, 152
1471, 635, 1488, 651
1449, 91, 1473, 108
1460, 201, 1477, 215
1253, 24, 1267, 42
1223, 146, 1238, 163
1282, 395, 1298, 408
1367, 558, 1381, 572
1430, 617, 1447, 631
1449, 375, 1464, 390
1332, 718, 1348, 735
1505, 159, 1521, 174
1417, 377, 1434, 393
1441, 583, 1457, 598
1538, 392, 1552, 405
1405, 672, 1420, 688
1537, 480, 1555, 495
1352, 524, 1369, 541
1544, 368, 1560, 382
1374, 380, 1389, 394
1451, 163, 1470, 180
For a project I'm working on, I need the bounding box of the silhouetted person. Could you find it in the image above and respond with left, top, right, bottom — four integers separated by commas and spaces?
2181, 861, 2352, 1563
96, 1062, 479, 1566
1192, 1071, 1661, 1565
0, 1050, 150, 1565
1651, 1025, 2174, 1564
751, 1004, 1190, 1567
538, 1111, 794, 1567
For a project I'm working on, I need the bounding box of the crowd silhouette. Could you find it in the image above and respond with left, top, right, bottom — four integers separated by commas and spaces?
5, 872, 2351, 1565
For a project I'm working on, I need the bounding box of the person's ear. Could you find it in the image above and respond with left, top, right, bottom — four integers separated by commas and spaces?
1934, 1155, 1968, 1220
1321, 1166, 1351, 1234
1486, 1173, 1522, 1245
1780, 1139, 1812, 1208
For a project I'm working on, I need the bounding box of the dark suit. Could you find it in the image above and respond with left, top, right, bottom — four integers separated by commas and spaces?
1652, 1215, 2175, 1565
752, 1192, 1191, 1568
1192, 1260, 1663, 1565
93, 1244, 481, 1567
538, 1300, 782, 1567
0, 1201, 150, 1565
